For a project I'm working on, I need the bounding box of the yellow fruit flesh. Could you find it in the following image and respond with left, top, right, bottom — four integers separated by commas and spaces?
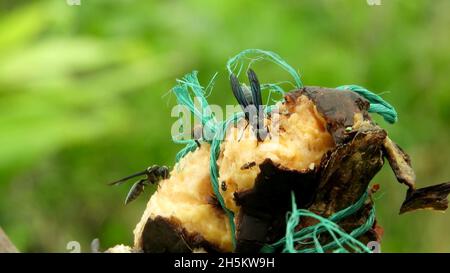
134, 95, 334, 252
219, 96, 335, 212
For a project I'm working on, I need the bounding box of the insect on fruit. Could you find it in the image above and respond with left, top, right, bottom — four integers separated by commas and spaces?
109, 165, 170, 205
230, 69, 268, 142
240, 161, 256, 170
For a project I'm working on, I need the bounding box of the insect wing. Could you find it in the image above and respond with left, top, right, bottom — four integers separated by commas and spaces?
124, 179, 146, 205
230, 74, 250, 109
247, 69, 263, 108
108, 170, 147, 186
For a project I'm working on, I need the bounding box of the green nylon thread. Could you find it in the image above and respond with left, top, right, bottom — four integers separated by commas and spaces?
172, 71, 218, 137
170, 49, 395, 252
171, 71, 240, 247
227, 48, 303, 88
209, 113, 244, 248
260, 190, 374, 253
172, 71, 220, 163
336, 84, 398, 124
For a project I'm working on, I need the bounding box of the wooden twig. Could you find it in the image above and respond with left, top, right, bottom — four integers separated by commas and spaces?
0, 227, 19, 253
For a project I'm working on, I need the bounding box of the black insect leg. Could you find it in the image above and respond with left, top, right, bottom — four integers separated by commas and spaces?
238, 123, 250, 142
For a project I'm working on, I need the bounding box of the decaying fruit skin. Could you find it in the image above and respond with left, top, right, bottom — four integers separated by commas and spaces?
382, 137, 450, 214
140, 216, 222, 253
233, 87, 386, 252
133, 86, 450, 253
232, 86, 450, 252
234, 159, 318, 252
286, 86, 372, 145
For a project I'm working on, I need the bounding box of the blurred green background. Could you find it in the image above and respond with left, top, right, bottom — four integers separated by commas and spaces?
0, 0, 449, 252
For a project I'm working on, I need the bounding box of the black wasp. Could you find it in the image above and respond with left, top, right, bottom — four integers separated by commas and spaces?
230, 69, 268, 142
109, 165, 170, 205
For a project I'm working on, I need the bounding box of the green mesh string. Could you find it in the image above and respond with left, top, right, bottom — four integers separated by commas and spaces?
226, 48, 303, 100
172, 71, 219, 162
170, 49, 396, 252
336, 85, 398, 124
226, 49, 303, 87
174, 141, 198, 163
260, 190, 374, 253
172, 71, 218, 136
209, 113, 244, 248
171, 71, 240, 248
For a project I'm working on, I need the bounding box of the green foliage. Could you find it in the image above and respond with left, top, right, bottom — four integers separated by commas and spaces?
0, 0, 449, 252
